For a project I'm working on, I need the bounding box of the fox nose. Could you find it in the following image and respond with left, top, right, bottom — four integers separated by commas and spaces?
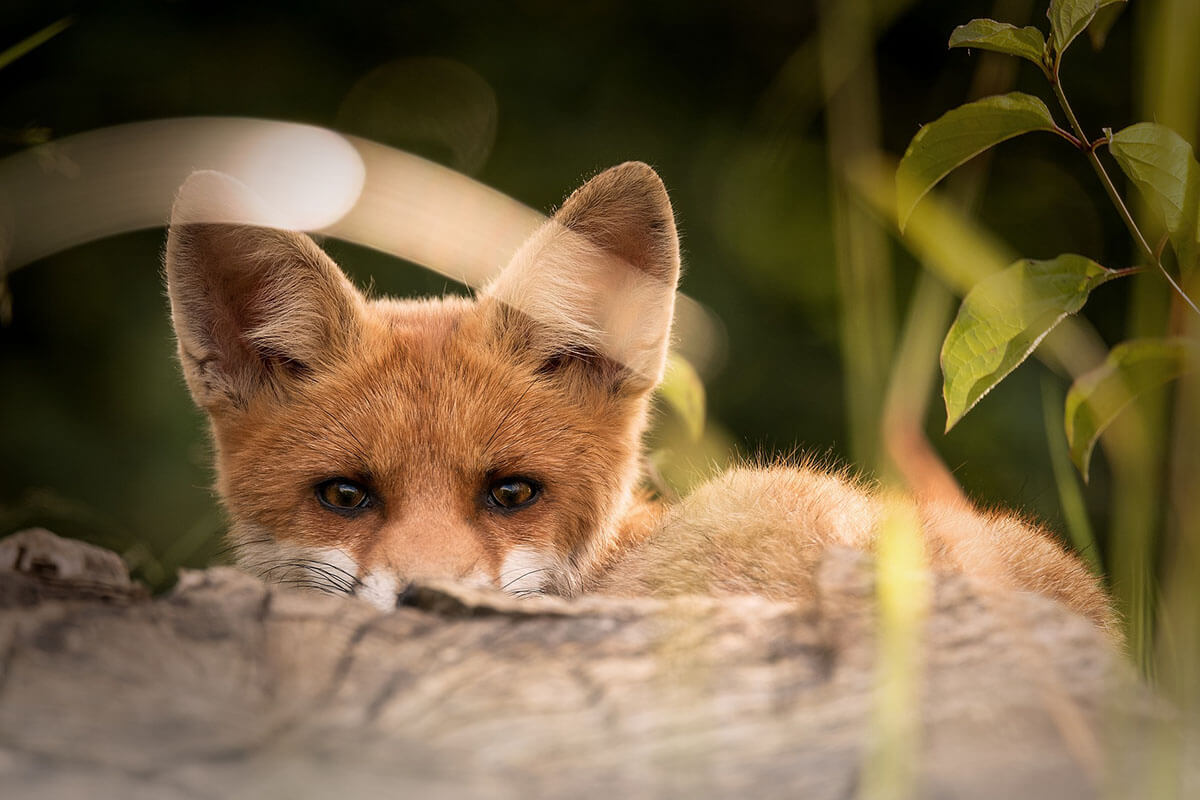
350, 516, 488, 609
353, 562, 487, 610
394, 579, 473, 611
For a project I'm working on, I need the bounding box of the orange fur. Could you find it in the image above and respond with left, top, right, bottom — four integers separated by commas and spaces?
590, 463, 1119, 639
165, 162, 1117, 641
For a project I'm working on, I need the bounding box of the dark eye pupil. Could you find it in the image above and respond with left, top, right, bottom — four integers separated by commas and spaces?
318, 480, 368, 510
491, 479, 534, 508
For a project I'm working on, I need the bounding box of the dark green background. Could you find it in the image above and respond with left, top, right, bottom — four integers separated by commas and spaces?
0, 1, 1156, 585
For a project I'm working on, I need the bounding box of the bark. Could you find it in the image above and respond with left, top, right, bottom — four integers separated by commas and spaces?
0, 529, 1191, 799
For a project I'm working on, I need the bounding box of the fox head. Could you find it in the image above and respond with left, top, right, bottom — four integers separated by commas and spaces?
165, 163, 680, 607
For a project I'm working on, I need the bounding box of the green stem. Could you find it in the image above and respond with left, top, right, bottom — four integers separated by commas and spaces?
1053, 81, 1153, 258
0, 17, 73, 71
1052, 75, 1200, 316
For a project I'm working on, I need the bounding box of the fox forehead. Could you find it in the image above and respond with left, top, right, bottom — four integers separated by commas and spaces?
212, 293, 639, 539
220, 294, 621, 473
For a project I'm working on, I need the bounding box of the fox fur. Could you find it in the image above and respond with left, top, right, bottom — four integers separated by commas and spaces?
164, 162, 1118, 639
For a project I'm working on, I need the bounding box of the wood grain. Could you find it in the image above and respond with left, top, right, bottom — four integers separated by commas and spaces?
0, 530, 1189, 799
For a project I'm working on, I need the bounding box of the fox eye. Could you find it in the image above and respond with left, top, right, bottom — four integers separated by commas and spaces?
487, 477, 540, 510
316, 478, 371, 513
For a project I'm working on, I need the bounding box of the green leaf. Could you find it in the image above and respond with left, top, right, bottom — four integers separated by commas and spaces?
1087, 3, 1126, 50
1065, 338, 1200, 481
949, 19, 1046, 67
941, 254, 1121, 430
898, 93, 1061, 231
1108, 122, 1200, 273
657, 352, 706, 441
1048, 0, 1125, 57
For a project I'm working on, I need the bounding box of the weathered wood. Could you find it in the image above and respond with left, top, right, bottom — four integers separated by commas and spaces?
0, 530, 1191, 799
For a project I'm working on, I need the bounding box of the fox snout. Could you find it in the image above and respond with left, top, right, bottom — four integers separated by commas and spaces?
353, 542, 558, 610
348, 512, 493, 607
238, 515, 561, 610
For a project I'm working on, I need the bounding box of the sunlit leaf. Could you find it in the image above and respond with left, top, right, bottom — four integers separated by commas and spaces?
1108, 122, 1200, 273
948, 19, 1046, 67
942, 254, 1121, 430
897, 93, 1061, 231
1048, 0, 1125, 57
1086, 3, 1126, 50
657, 352, 706, 441
1065, 338, 1200, 480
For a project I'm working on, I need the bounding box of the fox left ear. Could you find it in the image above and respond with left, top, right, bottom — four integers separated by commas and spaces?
483, 161, 681, 393
164, 171, 364, 412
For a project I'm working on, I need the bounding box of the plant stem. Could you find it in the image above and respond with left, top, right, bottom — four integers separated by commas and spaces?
1108, 266, 1149, 279
1052, 75, 1200, 316
0, 17, 74, 71
1053, 80, 1152, 259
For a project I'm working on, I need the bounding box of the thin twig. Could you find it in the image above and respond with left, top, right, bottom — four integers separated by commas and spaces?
1051, 72, 1200, 316
1106, 266, 1149, 279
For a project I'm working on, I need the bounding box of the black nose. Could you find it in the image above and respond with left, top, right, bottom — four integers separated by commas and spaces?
395, 581, 487, 618
396, 580, 420, 609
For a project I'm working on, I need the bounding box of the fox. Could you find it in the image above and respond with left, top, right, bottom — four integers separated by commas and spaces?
164, 162, 1119, 639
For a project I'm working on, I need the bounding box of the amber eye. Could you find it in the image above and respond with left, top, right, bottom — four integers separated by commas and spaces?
316, 479, 371, 513
488, 477, 540, 510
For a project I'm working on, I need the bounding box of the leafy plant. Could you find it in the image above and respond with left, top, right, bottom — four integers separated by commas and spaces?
897, 0, 1200, 478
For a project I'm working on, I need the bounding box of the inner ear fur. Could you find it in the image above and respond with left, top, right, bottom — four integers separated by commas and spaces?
483, 161, 681, 394
553, 161, 680, 285
165, 222, 364, 411
485, 301, 636, 395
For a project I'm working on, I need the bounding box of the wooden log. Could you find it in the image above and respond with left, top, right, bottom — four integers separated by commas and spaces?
0, 529, 1189, 799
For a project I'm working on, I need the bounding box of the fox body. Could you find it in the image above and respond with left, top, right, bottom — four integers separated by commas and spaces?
165, 163, 1116, 637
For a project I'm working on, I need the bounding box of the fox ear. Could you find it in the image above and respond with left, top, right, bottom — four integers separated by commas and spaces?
483, 161, 681, 392
165, 171, 363, 412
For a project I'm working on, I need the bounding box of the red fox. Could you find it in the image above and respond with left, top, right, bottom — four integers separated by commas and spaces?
165, 163, 1117, 638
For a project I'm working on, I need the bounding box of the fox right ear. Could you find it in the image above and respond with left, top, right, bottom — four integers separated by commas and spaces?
483, 161, 681, 393
164, 171, 363, 412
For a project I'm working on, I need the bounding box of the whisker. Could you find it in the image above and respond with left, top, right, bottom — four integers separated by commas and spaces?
255, 561, 350, 594
498, 564, 550, 580
268, 560, 357, 594
286, 560, 358, 593
240, 554, 359, 593
501, 567, 550, 591
291, 557, 361, 587
256, 561, 300, 578
272, 579, 343, 597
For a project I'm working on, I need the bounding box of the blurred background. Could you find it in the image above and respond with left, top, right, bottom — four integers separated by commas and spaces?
0, 0, 1194, 666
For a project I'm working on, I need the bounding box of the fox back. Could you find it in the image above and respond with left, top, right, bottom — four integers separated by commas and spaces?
166, 163, 1117, 640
